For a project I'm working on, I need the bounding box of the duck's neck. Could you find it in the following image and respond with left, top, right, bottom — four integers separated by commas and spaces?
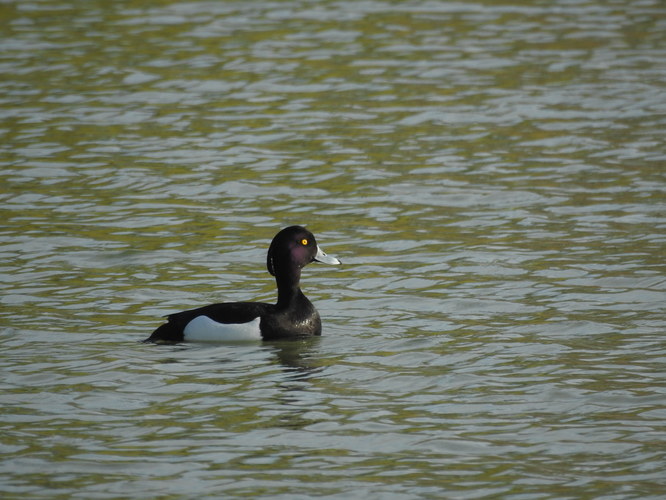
275, 268, 303, 309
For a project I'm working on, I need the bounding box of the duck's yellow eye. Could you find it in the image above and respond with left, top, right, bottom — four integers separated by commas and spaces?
301, 238, 308, 246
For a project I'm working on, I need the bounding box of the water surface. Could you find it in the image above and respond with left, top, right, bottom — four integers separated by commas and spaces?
1, 0, 665, 498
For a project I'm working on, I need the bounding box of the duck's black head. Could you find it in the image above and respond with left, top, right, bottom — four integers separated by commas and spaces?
267, 225, 340, 278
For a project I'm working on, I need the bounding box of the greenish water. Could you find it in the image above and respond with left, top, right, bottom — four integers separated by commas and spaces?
1, 0, 665, 498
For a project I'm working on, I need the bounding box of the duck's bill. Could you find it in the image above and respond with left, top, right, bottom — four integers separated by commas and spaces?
314, 245, 341, 265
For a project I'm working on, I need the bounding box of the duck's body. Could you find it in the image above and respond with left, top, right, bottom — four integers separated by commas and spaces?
144, 226, 339, 343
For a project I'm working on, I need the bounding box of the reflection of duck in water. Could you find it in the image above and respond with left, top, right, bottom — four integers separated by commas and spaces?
269, 338, 325, 380
145, 226, 340, 343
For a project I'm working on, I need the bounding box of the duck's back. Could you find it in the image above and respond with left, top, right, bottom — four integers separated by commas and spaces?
146, 301, 272, 343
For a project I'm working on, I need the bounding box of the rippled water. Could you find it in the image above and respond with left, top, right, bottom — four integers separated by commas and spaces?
2, 0, 665, 498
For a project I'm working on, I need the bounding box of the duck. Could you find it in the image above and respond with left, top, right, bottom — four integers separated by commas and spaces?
144, 225, 340, 343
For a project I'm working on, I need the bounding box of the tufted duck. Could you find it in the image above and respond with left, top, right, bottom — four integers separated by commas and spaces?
144, 225, 340, 343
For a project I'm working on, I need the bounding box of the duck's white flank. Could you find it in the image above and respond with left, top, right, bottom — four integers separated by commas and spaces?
183, 316, 262, 342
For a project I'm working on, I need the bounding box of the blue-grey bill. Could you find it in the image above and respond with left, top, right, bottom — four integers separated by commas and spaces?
315, 245, 340, 265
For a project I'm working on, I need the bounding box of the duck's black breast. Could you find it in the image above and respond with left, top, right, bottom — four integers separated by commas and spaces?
261, 291, 322, 340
